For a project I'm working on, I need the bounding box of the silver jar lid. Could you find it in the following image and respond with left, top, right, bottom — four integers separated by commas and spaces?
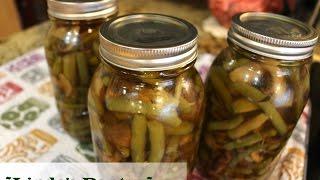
99, 13, 198, 71
47, 0, 118, 20
228, 12, 318, 60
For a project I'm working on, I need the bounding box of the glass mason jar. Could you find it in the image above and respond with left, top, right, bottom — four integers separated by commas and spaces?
88, 14, 205, 168
45, 0, 118, 142
198, 12, 318, 179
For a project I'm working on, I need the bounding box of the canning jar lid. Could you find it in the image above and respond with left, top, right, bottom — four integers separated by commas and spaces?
99, 13, 198, 71
47, 0, 118, 20
228, 12, 318, 60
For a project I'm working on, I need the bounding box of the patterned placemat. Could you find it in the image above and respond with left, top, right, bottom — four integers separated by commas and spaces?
0, 47, 309, 179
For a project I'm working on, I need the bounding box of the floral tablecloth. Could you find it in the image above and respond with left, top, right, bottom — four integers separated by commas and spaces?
0, 48, 310, 179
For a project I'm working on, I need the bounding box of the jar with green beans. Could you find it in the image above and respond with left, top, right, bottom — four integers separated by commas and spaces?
198, 12, 318, 179
45, 0, 118, 142
88, 14, 204, 169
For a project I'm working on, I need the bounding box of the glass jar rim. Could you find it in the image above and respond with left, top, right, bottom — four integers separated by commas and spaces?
47, 0, 118, 20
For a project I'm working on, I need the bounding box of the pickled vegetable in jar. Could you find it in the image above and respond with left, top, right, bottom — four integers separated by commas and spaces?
45, 0, 118, 142
199, 12, 318, 179
88, 14, 205, 169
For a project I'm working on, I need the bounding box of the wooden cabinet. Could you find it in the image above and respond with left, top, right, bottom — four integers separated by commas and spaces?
0, 0, 21, 39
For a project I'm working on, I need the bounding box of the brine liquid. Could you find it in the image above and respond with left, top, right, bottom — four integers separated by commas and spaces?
88, 65, 204, 169
45, 19, 102, 142
199, 50, 310, 179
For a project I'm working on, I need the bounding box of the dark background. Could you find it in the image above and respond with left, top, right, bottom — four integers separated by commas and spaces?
14, 0, 319, 29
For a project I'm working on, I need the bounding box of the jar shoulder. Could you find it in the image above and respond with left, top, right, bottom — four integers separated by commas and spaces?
45, 21, 100, 50
94, 65, 203, 90
206, 45, 310, 115
90, 65, 205, 112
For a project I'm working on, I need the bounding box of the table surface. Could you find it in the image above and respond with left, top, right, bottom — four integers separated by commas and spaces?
0, 0, 227, 65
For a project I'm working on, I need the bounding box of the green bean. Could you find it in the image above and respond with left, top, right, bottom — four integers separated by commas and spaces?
215, 66, 232, 84
51, 27, 68, 39
164, 136, 180, 161
231, 168, 253, 175
92, 74, 104, 96
113, 112, 132, 121
76, 52, 90, 85
63, 53, 78, 85
131, 115, 147, 162
232, 98, 259, 113
58, 74, 73, 96
88, 56, 100, 66
106, 97, 148, 114
258, 101, 287, 135
267, 142, 281, 151
229, 144, 263, 167
88, 90, 105, 115
93, 41, 99, 56
231, 82, 267, 102
209, 69, 233, 112
256, 157, 273, 170
164, 121, 194, 135
82, 31, 97, 44
223, 58, 250, 71
102, 76, 110, 86
291, 67, 304, 118
52, 57, 62, 75
224, 133, 263, 150
175, 77, 197, 115
174, 76, 183, 98
58, 101, 86, 109
68, 120, 91, 132
226, 129, 278, 150
261, 128, 277, 137
148, 120, 165, 162
216, 66, 239, 94
208, 115, 244, 131
106, 97, 182, 127
227, 113, 269, 139
67, 119, 91, 138
257, 166, 270, 176
256, 158, 273, 175
178, 97, 196, 115
166, 136, 180, 154
194, 73, 202, 94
